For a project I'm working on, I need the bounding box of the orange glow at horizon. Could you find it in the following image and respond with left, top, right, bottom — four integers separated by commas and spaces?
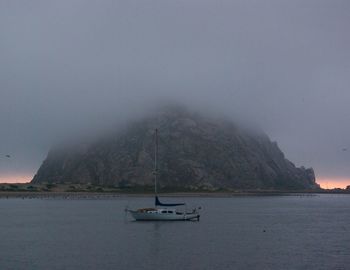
317, 178, 350, 189
0, 174, 33, 184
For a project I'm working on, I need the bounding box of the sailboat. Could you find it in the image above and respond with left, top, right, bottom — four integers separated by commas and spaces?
127, 129, 201, 221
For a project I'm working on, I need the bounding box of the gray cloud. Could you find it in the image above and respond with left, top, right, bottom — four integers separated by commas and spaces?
0, 0, 349, 183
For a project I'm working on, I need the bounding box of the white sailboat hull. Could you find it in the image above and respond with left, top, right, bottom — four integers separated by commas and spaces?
129, 209, 200, 221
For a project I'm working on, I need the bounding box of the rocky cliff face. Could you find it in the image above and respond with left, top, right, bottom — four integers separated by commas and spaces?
32, 106, 319, 190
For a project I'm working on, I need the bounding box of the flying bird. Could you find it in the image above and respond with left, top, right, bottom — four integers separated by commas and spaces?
342, 148, 347, 152
5, 154, 11, 158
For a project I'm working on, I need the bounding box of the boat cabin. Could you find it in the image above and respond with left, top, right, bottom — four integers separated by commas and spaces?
137, 208, 182, 215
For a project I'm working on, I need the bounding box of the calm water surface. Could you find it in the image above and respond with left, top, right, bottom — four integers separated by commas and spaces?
1, 194, 349, 270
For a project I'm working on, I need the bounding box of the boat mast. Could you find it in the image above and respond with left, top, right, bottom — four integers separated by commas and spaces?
154, 129, 158, 196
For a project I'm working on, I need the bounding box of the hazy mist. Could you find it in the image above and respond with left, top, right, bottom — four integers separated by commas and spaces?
0, 0, 349, 186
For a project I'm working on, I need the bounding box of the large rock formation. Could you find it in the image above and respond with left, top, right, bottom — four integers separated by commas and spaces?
32, 105, 319, 190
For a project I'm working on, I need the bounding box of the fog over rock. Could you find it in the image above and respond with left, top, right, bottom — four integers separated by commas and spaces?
32, 105, 319, 190
1, 1, 349, 187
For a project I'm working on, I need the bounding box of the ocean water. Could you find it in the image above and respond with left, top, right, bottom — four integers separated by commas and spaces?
0, 194, 349, 270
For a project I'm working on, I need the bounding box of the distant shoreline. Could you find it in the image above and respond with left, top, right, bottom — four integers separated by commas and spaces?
1, 190, 349, 199
1, 182, 349, 198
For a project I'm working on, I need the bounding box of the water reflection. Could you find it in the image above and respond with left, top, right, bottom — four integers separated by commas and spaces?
1, 195, 349, 270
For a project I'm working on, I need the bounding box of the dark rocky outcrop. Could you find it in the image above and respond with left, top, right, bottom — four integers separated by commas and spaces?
32, 105, 319, 190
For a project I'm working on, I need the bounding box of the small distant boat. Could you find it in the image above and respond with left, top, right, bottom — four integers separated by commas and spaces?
127, 129, 200, 221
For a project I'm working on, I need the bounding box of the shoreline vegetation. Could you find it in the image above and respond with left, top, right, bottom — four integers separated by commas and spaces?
0, 183, 349, 198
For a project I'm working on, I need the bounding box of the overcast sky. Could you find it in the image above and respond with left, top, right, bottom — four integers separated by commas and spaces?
0, 0, 349, 187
